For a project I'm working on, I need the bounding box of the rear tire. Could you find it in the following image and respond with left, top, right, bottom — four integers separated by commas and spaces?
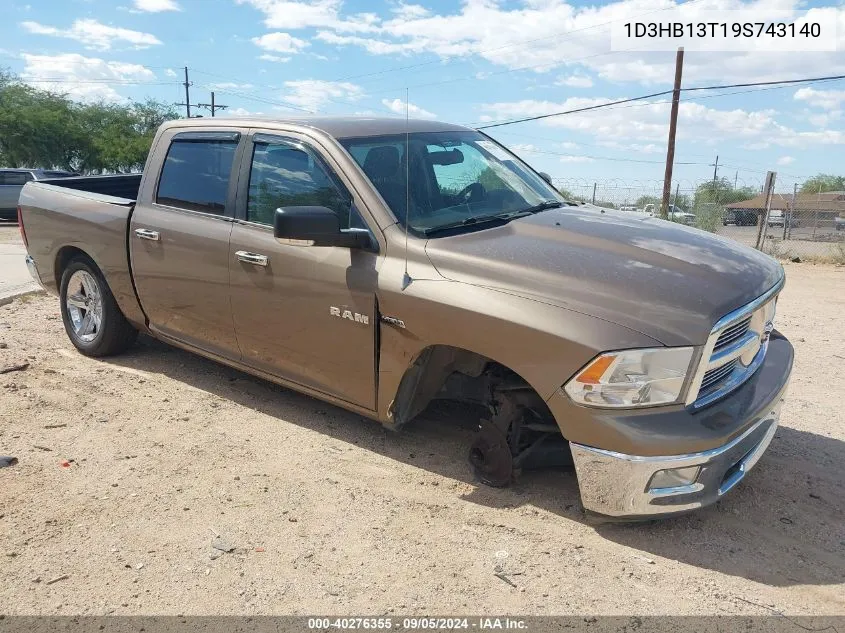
59, 257, 138, 357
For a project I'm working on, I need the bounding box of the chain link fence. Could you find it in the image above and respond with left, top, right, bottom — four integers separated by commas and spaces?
552, 177, 845, 263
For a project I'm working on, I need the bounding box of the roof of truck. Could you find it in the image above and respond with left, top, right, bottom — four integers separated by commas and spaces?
162, 116, 473, 138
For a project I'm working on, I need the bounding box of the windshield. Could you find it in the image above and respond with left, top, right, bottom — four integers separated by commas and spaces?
339, 130, 564, 235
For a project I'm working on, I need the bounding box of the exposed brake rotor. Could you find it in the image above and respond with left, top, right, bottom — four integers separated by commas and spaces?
469, 419, 514, 487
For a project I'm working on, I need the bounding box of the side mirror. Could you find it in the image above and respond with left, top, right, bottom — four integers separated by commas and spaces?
538, 172, 553, 185
274, 206, 370, 249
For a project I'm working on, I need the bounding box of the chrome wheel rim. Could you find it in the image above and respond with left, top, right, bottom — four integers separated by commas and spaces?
66, 271, 103, 343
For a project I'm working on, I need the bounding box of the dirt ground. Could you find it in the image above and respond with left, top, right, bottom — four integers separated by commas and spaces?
0, 230, 843, 615
0, 221, 22, 244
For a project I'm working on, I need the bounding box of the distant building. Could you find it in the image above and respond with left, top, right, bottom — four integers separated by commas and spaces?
725, 192, 845, 227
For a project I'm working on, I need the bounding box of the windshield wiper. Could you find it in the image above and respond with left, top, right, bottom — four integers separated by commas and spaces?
512, 200, 564, 215
420, 214, 511, 236
420, 200, 564, 236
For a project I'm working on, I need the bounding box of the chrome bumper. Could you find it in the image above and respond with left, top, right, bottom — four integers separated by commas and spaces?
25, 254, 44, 288
570, 394, 785, 518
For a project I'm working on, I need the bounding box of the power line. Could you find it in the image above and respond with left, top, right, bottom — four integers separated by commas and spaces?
511, 146, 703, 165
478, 90, 675, 129
477, 73, 845, 129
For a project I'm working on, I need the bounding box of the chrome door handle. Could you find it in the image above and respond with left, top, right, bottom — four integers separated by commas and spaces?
134, 228, 160, 241
235, 251, 269, 267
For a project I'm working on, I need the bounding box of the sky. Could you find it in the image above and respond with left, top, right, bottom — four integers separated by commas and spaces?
1, 0, 844, 202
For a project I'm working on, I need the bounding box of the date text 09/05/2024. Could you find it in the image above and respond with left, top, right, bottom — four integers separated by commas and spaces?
307, 617, 528, 630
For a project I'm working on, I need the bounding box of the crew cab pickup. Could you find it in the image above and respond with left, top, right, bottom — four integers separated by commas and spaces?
19, 117, 793, 519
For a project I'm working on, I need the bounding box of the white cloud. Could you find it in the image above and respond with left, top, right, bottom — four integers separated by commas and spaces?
599, 140, 663, 154
480, 96, 845, 149
392, 3, 430, 20
381, 97, 436, 119
21, 19, 162, 51
229, 107, 264, 117
208, 82, 255, 90
506, 142, 539, 154
252, 32, 308, 54
132, 0, 180, 12
794, 87, 845, 111
777, 156, 795, 166
257, 1, 845, 86
807, 110, 842, 127
559, 155, 594, 163
20, 53, 155, 102
164, 68, 178, 78
282, 79, 365, 112
236, 0, 378, 32
557, 74, 593, 88
259, 54, 292, 63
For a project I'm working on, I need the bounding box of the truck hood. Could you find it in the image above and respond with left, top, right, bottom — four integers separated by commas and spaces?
424, 207, 783, 346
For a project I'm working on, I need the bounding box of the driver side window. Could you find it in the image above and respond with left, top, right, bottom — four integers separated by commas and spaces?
247, 139, 362, 228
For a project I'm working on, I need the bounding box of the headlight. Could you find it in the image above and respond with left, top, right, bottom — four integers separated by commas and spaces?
563, 347, 694, 408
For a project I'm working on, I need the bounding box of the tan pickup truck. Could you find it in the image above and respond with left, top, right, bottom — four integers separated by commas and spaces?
19, 117, 793, 519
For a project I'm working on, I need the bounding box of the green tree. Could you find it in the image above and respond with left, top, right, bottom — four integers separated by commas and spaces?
0, 69, 177, 173
0, 72, 87, 169
800, 174, 845, 194
694, 178, 756, 206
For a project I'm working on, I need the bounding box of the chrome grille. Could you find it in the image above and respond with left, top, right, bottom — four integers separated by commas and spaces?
700, 359, 738, 392
714, 317, 751, 351
686, 278, 783, 408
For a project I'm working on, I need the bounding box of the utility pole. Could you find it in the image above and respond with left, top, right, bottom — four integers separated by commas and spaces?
711, 155, 719, 184
734, 170, 738, 190
198, 91, 228, 118
591, 182, 597, 205
755, 171, 776, 250
660, 47, 684, 220
785, 182, 797, 240
176, 66, 193, 118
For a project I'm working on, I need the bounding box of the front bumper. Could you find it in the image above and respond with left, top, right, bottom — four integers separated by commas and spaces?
566, 333, 792, 519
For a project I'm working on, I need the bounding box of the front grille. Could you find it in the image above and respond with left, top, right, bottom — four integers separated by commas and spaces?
700, 359, 738, 392
687, 280, 782, 408
714, 317, 751, 351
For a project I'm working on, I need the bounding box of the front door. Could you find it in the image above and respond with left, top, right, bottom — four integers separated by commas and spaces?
228, 132, 379, 409
130, 130, 243, 358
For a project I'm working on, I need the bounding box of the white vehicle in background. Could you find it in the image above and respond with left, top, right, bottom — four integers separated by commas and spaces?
642, 203, 696, 225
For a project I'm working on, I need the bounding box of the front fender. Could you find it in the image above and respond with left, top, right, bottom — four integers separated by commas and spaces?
375, 278, 661, 430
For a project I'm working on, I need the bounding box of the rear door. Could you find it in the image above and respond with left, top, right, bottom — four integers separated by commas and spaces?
130, 128, 245, 359
228, 131, 380, 409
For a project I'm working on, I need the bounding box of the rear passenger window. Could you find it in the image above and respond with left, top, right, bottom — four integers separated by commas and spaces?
156, 139, 238, 214
0, 172, 32, 186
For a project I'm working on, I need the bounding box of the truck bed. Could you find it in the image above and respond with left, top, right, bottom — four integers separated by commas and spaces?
18, 176, 146, 329
38, 174, 142, 203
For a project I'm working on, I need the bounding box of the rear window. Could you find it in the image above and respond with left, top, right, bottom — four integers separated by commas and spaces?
0, 171, 33, 186
156, 139, 238, 214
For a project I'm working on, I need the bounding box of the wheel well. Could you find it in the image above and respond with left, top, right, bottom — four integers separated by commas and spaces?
389, 344, 557, 431
54, 246, 92, 288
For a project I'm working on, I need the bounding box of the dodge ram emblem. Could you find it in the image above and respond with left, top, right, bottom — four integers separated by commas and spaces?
330, 306, 369, 325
